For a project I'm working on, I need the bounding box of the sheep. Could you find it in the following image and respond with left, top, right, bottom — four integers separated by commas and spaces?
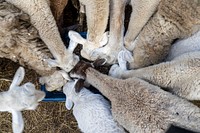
166, 30, 200, 61
68, 0, 109, 61
70, 60, 200, 133
5, 0, 79, 72
90, 0, 161, 64
0, 66, 45, 133
109, 50, 200, 100
127, 0, 200, 69
0, 1, 72, 91
63, 79, 126, 133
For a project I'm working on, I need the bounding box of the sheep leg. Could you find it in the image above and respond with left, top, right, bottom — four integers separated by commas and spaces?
6, 0, 79, 72
90, 0, 127, 64
110, 51, 200, 100
124, 0, 160, 51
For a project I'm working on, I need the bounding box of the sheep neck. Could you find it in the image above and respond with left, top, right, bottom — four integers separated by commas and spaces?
85, 68, 120, 100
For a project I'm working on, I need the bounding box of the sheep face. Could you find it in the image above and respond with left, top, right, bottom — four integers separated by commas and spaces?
63, 79, 85, 110
63, 80, 77, 110
7, 67, 45, 112
39, 70, 70, 91
68, 30, 108, 61
46, 53, 80, 72
8, 83, 45, 111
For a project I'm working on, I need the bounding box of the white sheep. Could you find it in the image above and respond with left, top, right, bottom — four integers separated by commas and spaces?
90, 0, 161, 64
166, 30, 200, 61
0, 67, 45, 133
127, 0, 200, 69
109, 50, 200, 100
63, 79, 126, 133
68, 0, 109, 61
5, 0, 79, 72
0, 1, 72, 91
69, 61, 200, 133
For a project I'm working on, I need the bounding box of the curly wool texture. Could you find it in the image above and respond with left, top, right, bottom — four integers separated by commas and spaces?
0, 2, 55, 76
130, 0, 200, 69
84, 67, 200, 133
6, 0, 79, 72
116, 51, 200, 100
64, 82, 126, 133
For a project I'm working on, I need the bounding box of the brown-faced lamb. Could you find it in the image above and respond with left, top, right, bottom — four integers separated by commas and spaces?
127, 0, 200, 69
0, 67, 45, 133
69, 60, 200, 133
5, 0, 79, 72
0, 1, 72, 91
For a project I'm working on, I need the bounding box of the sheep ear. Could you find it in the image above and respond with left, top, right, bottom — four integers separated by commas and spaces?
10, 67, 25, 90
68, 30, 86, 45
11, 110, 24, 133
99, 32, 109, 47
74, 79, 85, 93
35, 90, 45, 102
65, 97, 73, 110
46, 58, 59, 67
93, 58, 107, 68
124, 50, 133, 62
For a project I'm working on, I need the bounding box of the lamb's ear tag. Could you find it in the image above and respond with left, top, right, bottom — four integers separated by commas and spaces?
93, 58, 107, 68
75, 79, 85, 93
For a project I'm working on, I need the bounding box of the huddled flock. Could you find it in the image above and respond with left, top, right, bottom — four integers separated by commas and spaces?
0, 0, 200, 133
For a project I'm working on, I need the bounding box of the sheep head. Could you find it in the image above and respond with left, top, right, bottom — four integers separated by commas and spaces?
109, 50, 133, 78
70, 58, 107, 80
63, 79, 85, 110
7, 67, 45, 111
4, 67, 45, 133
39, 70, 71, 91
68, 30, 109, 61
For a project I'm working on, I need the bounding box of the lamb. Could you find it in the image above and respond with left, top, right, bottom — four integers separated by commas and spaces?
109, 50, 200, 100
5, 0, 79, 72
0, 67, 45, 133
127, 0, 200, 69
70, 60, 200, 133
0, 1, 73, 91
90, 0, 161, 64
68, 0, 109, 61
63, 79, 126, 133
166, 30, 200, 61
